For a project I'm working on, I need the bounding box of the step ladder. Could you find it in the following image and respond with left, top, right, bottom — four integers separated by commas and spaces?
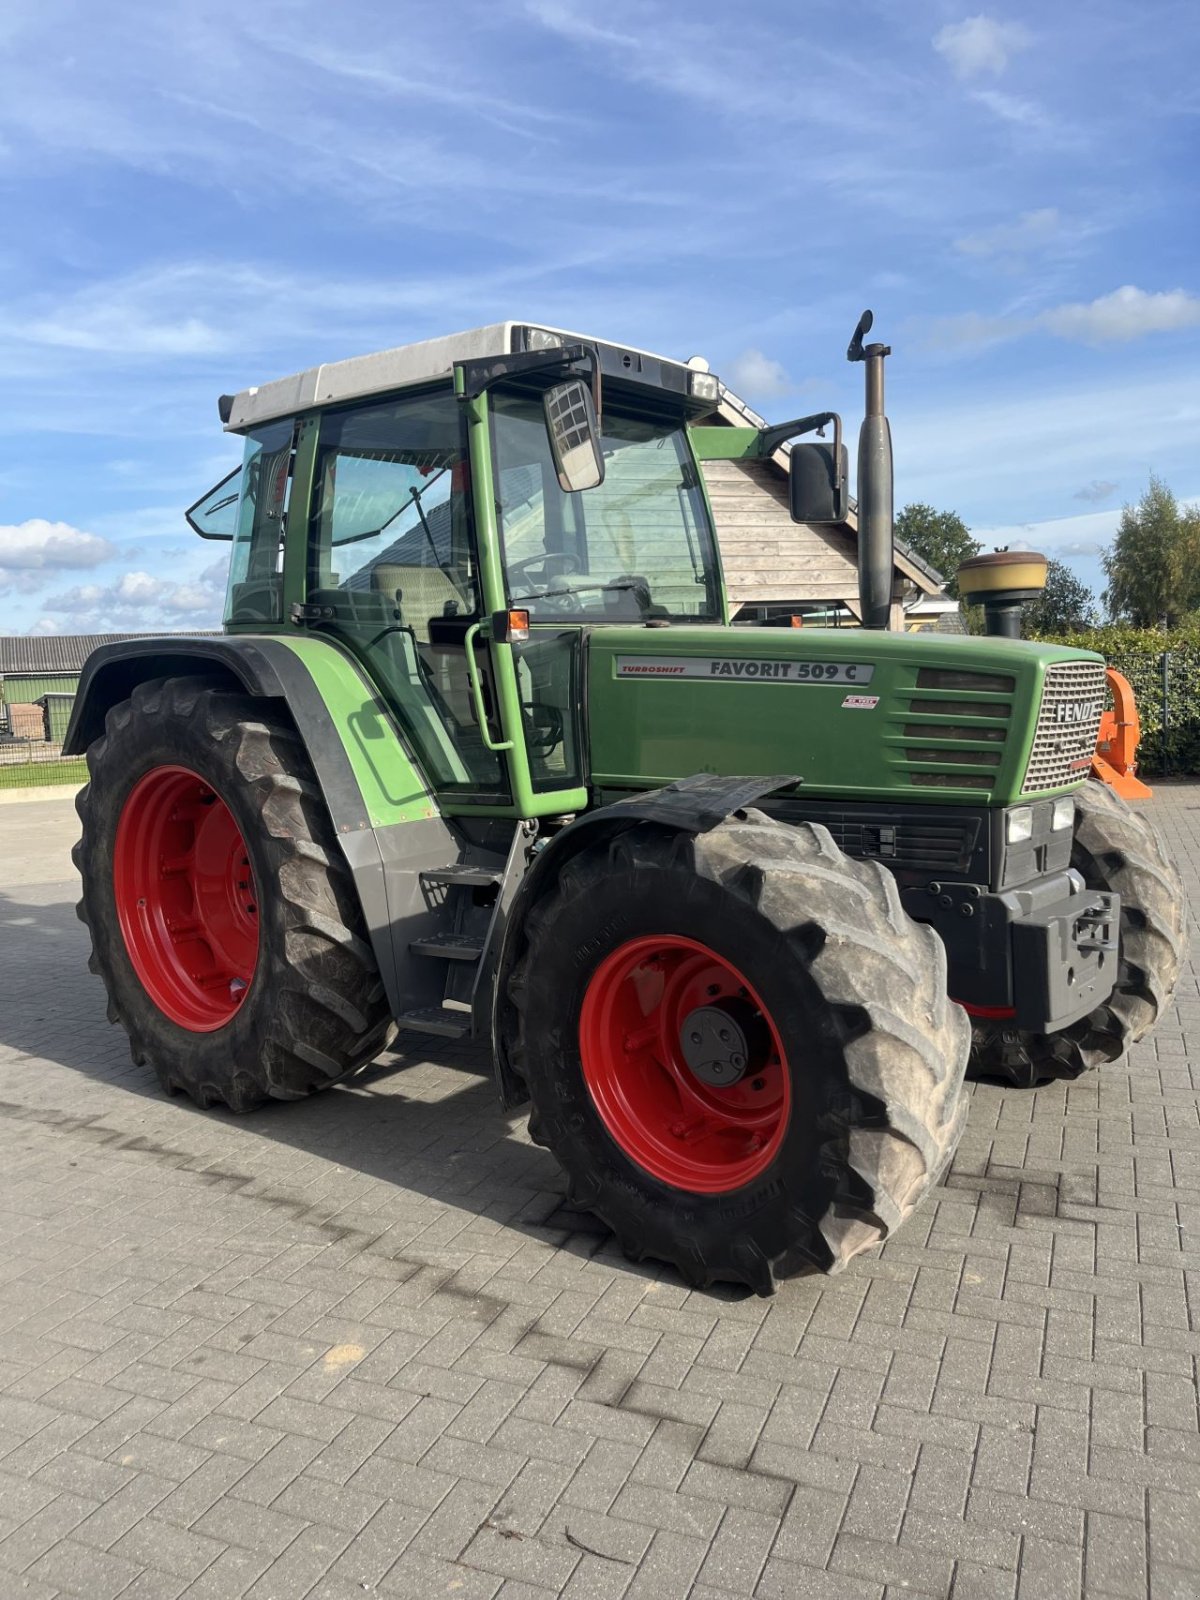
394, 861, 504, 1041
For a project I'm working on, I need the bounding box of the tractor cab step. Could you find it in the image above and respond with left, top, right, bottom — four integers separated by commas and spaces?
410, 932, 485, 962
395, 1005, 471, 1040
421, 864, 504, 889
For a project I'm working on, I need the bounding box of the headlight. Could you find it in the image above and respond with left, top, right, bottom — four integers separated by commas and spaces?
1006, 806, 1034, 844
523, 327, 563, 352
1051, 795, 1075, 831
689, 370, 721, 402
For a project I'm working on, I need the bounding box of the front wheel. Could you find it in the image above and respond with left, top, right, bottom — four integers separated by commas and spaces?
74, 677, 394, 1111
508, 812, 970, 1293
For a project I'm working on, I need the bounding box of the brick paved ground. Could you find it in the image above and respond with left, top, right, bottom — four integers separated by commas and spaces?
1, 789, 1198, 1600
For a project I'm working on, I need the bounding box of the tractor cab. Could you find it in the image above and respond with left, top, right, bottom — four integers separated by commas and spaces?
187, 323, 733, 817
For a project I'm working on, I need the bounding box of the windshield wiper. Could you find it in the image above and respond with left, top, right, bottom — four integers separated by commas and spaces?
510, 580, 647, 606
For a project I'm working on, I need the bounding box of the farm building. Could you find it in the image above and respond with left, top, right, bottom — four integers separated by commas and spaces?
699, 386, 947, 626
0, 633, 218, 741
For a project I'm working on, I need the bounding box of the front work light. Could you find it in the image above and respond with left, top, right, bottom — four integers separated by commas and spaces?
1006, 806, 1034, 845
688, 370, 721, 403
1051, 795, 1075, 831
524, 327, 564, 352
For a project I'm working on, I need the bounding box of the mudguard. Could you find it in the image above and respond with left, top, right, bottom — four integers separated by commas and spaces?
64, 633, 459, 1022
489, 773, 798, 1107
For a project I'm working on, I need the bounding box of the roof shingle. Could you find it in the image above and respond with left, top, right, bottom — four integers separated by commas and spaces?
0, 633, 220, 676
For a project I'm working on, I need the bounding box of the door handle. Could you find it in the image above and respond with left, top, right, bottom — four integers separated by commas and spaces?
463, 622, 513, 752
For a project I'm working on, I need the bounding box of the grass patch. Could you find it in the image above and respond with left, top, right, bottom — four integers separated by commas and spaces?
0, 758, 88, 789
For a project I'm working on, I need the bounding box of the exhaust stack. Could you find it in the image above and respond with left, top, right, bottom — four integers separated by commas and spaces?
848, 311, 894, 630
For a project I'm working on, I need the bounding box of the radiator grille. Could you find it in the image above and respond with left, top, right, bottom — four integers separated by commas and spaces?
768, 807, 981, 872
1022, 660, 1106, 794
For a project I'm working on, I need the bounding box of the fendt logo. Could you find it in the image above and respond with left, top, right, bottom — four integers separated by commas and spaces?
1052, 700, 1100, 726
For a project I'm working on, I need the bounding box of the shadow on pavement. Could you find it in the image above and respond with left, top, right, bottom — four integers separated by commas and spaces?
0, 885, 721, 1296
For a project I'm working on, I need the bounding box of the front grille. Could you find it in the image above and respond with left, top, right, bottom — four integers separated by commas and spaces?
766, 801, 982, 873
916, 668, 1016, 693
1022, 660, 1106, 794
898, 689, 1011, 789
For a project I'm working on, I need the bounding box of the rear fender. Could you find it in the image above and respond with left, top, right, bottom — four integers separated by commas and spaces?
66, 633, 459, 1022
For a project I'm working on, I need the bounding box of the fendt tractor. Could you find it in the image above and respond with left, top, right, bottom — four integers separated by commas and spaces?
68, 314, 1186, 1293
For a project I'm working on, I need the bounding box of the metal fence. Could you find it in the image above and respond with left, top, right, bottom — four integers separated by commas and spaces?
0, 735, 87, 792
1106, 649, 1200, 777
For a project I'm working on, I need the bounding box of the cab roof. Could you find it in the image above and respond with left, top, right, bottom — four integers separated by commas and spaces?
221, 322, 712, 433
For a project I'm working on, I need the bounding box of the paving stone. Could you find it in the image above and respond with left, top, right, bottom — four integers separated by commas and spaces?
24, 1537, 145, 1600
110, 1514, 226, 1583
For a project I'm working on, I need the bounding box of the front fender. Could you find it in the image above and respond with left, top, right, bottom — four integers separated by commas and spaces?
489, 773, 797, 1108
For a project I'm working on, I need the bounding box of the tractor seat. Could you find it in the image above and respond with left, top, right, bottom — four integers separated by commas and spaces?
370, 564, 466, 639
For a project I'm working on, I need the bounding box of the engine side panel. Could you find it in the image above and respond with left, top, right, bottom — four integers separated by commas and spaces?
586, 626, 1105, 807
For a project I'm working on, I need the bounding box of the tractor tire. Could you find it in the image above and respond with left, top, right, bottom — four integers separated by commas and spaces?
74, 676, 394, 1111
508, 811, 971, 1294
969, 779, 1187, 1086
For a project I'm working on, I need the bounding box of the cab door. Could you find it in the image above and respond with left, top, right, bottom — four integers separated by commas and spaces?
305, 386, 512, 806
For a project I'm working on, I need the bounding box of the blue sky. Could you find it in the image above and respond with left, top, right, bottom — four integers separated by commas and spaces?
0, 0, 1196, 634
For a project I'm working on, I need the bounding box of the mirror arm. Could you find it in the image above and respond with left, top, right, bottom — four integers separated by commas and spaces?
455, 342, 600, 402
759, 412, 840, 458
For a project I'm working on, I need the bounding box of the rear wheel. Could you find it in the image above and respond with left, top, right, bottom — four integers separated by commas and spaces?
970, 780, 1187, 1085
74, 677, 394, 1111
509, 811, 970, 1293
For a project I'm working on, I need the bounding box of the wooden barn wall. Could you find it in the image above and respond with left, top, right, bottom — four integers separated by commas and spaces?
701, 458, 860, 610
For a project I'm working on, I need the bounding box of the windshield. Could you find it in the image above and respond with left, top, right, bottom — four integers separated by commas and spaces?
491, 391, 720, 623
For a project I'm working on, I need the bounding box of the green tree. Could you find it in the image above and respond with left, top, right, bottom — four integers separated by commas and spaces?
894, 503, 981, 598
1025, 557, 1097, 634
1103, 476, 1200, 627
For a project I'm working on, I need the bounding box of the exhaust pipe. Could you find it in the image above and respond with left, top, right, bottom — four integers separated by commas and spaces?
848, 311, 893, 630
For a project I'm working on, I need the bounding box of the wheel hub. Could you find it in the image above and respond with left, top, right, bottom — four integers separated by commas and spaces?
680, 1004, 751, 1086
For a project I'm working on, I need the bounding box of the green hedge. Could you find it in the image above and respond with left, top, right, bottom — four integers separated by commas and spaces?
1031, 626, 1200, 775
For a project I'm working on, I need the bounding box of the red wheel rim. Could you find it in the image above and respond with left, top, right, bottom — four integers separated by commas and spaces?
113, 764, 259, 1032
579, 935, 790, 1194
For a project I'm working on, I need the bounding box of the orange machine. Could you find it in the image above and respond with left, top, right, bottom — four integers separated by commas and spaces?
1091, 667, 1153, 799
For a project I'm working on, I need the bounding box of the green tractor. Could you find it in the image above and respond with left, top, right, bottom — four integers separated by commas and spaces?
67, 315, 1186, 1293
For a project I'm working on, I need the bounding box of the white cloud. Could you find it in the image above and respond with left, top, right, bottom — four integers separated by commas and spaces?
725, 348, 794, 400
923, 310, 1020, 351
924, 285, 1200, 350
967, 509, 1120, 592
970, 88, 1055, 132
0, 518, 115, 570
1041, 285, 1200, 344
933, 16, 1031, 80
955, 207, 1064, 258
40, 558, 229, 631
1074, 480, 1119, 503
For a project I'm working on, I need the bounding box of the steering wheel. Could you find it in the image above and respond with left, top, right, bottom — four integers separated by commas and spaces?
508, 551, 583, 587
523, 704, 564, 757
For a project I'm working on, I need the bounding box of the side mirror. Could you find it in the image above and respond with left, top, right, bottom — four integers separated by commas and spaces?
543, 380, 604, 493
789, 441, 849, 525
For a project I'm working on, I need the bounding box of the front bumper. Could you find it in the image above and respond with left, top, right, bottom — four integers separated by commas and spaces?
903, 869, 1120, 1033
